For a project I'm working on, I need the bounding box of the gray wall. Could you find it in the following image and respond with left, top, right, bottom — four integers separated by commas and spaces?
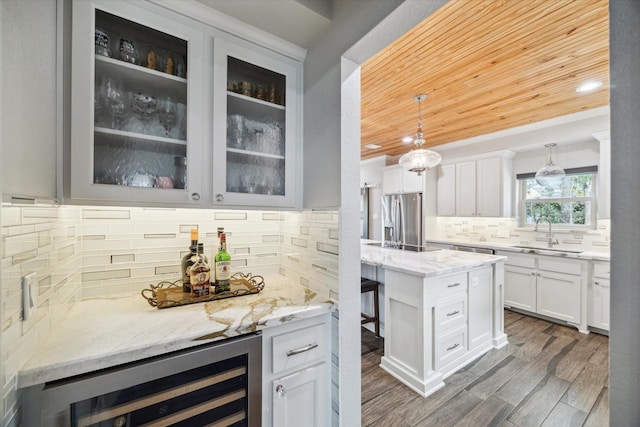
302, 0, 404, 209
610, 1, 640, 425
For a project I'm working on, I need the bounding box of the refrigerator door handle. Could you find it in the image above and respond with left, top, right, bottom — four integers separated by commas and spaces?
394, 197, 402, 246
398, 195, 406, 246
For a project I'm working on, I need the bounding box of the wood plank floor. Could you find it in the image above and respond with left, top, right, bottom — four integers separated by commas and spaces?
361, 310, 609, 427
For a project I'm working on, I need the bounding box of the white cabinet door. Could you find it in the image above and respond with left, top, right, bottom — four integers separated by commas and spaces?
589, 277, 610, 330
212, 38, 301, 208
468, 267, 493, 349
455, 161, 477, 217
504, 264, 537, 312
436, 164, 456, 216
272, 363, 327, 427
402, 168, 424, 193
382, 167, 402, 194
70, 0, 204, 205
476, 157, 502, 217
536, 270, 581, 323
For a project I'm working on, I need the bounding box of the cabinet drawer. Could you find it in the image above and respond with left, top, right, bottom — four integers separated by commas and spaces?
538, 257, 582, 276
435, 272, 468, 298
435, 326, 467, 369
436, 294, 467, 333
593, 262, 610, 279
271, 323, 326, 375
502, 252, 536, 269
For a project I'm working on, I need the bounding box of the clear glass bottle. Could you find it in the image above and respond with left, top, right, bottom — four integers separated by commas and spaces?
180, 228, 198, 293
214, 233, 231, 293
190, 243, 211, 297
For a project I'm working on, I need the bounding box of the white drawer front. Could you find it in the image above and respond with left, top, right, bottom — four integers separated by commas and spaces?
501, 252, 536, 268
435, 272, 468, 298
271, 323, 326, 374
538, 257, 582, 276
593, 262, 610, 279
435, 326, 467, 369
436, 295, 467, 333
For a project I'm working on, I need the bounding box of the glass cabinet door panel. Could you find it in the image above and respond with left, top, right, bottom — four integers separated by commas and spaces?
71, 0, 203, 204
93, 10, 188, 189
213, 37, 300, 208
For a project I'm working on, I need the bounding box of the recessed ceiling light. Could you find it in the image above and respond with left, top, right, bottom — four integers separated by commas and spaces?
364, 144, 382, 149
402, 136, 414, 143
576, 80, 603, 93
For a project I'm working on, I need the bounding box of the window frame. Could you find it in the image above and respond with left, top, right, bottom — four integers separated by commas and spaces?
517, 166, 598, 229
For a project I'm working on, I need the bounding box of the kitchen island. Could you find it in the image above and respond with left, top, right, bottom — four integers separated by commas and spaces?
361, 244, 508, 397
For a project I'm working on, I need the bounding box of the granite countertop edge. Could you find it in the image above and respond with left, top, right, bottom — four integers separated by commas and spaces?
18, 275, 333, 389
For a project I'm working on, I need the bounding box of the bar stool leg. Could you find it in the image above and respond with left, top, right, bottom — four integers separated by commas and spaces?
373, 285, 380, 337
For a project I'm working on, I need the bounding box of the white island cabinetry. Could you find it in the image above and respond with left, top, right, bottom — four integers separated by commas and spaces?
362, 245, 507, 397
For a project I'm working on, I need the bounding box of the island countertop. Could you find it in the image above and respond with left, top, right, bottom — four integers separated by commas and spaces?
18, 274, 333, 389
361, 243, 506, 277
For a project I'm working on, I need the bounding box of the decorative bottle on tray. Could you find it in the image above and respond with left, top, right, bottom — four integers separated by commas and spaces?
181, 228, 198, 293
190, 243, 211, 297
215, 233, 231, 293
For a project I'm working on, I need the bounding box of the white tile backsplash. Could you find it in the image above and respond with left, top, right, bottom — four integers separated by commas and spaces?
432, 216, 610, 252
1, 203, 339, 426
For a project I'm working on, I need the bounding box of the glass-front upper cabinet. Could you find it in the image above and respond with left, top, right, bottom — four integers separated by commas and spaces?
70, 0, 203, 204
212, 38, 301, 208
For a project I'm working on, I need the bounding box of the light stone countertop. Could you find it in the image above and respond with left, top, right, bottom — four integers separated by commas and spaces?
18, 274, 333, 389
361, 244, 506, 277
425, 238, 610, 261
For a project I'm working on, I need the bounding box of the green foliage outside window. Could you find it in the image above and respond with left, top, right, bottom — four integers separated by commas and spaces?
521, 173, 595, 226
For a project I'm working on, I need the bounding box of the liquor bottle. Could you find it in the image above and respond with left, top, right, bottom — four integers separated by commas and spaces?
214, 233, 231, 293
190, 243, 211, 297
181, 228, 198, 293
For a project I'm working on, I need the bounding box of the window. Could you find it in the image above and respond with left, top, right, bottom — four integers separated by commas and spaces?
517, 166, 597, 228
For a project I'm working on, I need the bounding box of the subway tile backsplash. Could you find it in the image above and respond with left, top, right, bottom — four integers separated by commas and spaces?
1, 204, 339, 423
432, 216, 611, 252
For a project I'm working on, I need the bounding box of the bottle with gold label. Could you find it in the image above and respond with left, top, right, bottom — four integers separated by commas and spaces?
181, 228, 198, 293
214, 233, 231, 293
190, 243, 210, 297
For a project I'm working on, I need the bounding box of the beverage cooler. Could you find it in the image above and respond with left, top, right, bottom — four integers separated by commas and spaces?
23, 333, 262, 426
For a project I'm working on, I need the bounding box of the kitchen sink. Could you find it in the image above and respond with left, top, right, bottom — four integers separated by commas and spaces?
512, 245, 583, 254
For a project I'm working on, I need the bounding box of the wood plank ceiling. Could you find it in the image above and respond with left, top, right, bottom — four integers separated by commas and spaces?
360, 0, 609, 159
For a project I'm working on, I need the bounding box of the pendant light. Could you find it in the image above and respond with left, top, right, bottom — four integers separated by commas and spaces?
535, 143, 565, 187
398, 94, 442, 175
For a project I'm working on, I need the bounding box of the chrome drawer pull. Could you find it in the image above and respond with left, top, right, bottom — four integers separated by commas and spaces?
447, 282, 461, 288
446, 310, 460, 317
286, 343, 318, 356
446, 343, 460, 351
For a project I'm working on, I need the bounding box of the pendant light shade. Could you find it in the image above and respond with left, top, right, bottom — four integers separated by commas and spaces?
398, 94, 441, 175
535, 143, 565, 187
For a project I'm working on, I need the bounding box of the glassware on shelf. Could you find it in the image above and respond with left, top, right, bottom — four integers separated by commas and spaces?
174, 103, 187, 140
158, 97, 177, 137
98, 77, 128, 130
130, 91, 157, 134
227, 114, 245, 149
117, 36, 137, 64
95, 28, 111, 57
174, 156, 187, 189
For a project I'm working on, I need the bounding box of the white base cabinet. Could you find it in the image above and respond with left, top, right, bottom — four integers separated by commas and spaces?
379, 263, 507, 397
262, 314, 331, 427
588, 261, 610, 332
498, 251, 588, 332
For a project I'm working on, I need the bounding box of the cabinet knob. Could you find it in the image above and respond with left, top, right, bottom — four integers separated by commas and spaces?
595, 281, 600, 285
276, 384, 286, 398
191, 192, 200, 201
215, 193, 224, 202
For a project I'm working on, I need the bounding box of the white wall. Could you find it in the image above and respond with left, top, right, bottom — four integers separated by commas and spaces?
511, 140, 600, 176
360, 156, 385, 240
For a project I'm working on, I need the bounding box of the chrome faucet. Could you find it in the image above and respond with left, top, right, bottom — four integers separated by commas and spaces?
534, 217, 559, 248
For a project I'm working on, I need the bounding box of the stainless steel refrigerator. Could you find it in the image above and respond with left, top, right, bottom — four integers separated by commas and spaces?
381, 192, 423, 249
